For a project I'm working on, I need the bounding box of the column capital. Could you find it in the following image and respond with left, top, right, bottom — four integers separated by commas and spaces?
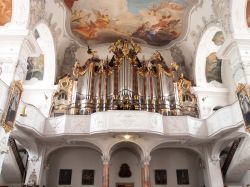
141, 155, 151, 165
210, 155, 221, 165
101, 155, 110, 165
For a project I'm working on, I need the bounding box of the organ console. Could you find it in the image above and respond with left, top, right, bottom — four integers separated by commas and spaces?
50, 40, 199, 117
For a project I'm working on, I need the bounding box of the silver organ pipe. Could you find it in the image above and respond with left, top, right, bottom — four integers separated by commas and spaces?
53, 40, 198, 117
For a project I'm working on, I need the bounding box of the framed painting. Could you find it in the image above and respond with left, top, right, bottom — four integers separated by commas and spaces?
236, 83, 250, 132
82, 169, 94, 185
1, 81, 22, 133
59, 169, 72, 185
176, 169, 189, 185
155, 169, 167, 185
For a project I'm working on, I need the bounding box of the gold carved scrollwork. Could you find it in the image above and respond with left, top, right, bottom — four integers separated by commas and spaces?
1, 80, 23, 133
177, 74, 198, 115
51, 75, 73, 115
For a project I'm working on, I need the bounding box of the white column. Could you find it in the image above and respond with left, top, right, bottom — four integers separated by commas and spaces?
25, 145, 46, 186
203, 147, 224, 187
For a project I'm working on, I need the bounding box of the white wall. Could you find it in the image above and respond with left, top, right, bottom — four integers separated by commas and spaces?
241, 170, 250, 187
110, 149, 141, 187
150, 148, 204, 187
47, 147, 102, 187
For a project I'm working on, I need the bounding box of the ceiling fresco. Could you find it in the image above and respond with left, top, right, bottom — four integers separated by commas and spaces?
0, 0, 12, 26
64, 0, 191, 46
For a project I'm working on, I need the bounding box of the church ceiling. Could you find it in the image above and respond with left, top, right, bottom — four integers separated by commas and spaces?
0, 0, 12, 26
64, 0, 195, 47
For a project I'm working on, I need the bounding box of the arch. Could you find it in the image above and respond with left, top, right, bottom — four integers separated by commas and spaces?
231, 0, 250, 35
150, 147, 205, 187
194, 25, 224, 87
109, 141, 144, 161
109, 141, 143, 187
45, 141, 103, 162
24, 23, 56, 85
46, 146, 103, 187
149, 141, 204, 162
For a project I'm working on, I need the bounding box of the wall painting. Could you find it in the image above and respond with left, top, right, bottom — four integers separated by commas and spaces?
1, 81, 22, 133
212, 31, 224, 46
206, 52, 222, 83
26, 55, 44, 81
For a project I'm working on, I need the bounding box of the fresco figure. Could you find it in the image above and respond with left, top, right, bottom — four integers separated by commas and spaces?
0, 0, 12, 26
212, 31, 225, 46
247, 0, 250, 27
26, 55, 44, 81
206, 52, 222, 83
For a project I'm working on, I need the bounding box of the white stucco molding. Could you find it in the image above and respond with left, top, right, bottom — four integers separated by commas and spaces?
218, 37, 250, 84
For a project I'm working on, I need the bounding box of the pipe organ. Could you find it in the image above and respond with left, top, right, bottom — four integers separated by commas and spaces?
51, 40, 198, 117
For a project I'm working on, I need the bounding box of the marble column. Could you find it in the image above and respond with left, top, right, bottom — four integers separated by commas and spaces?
203, 147, 224, 187
102, 155, 110, 187
141, 156, 151, 187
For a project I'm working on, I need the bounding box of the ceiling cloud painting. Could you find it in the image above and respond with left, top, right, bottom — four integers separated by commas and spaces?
64, 0, 190, 46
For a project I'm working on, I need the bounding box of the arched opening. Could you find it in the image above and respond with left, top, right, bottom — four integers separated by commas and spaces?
193, 25, 234, 118
195, 26, 225, 87
109, 141, 143, 187
46, 146, 103, 187
150, 147, 205, 187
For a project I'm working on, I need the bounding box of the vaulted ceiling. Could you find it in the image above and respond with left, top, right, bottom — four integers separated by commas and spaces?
40, 0, 219, 81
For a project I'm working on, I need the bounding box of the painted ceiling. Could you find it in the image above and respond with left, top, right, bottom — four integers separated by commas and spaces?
0, 0, 12, 26
64, 0, 192, 46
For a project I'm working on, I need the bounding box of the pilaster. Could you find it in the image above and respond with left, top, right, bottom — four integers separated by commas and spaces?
25, 145, 46, 186
203, 146, 224, 187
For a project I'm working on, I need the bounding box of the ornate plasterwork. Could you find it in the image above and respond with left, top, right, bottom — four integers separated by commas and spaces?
29, 0, 46, 29
211, 0, 232, 35
190, 16, 221, 52
29, 0, 62, 48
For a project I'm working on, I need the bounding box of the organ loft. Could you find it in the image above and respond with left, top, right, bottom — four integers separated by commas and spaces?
51, 40, 198, 117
